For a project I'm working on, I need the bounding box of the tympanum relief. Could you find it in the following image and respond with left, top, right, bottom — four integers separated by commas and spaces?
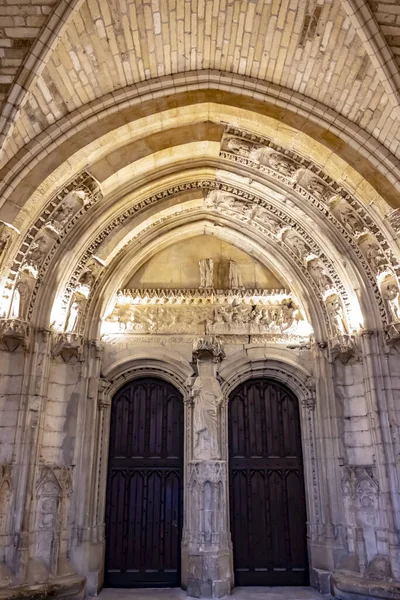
103, 288, 311, 342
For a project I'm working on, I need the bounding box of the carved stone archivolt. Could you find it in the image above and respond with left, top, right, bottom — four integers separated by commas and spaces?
0, 171, 102, 322
220, 126, 400, 326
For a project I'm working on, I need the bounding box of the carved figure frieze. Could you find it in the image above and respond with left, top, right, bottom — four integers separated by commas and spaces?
199, 258, 214, 289
104, 289, 311, 340
329, 198, 369, 239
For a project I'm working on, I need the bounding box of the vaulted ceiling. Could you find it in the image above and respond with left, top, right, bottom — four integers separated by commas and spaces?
1, 0, 400, 347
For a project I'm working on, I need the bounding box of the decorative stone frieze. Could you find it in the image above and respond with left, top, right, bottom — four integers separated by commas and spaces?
103, 288, 312, 342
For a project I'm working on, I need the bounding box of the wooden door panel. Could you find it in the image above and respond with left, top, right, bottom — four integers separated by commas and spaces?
229, 379, 308, 586
105, 378, 183, 588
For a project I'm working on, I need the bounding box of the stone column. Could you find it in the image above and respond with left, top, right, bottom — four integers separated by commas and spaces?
182, 337, 233, 599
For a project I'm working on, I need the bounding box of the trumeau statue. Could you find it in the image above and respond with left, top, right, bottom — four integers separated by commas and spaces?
191, 366, 223, 460
229, 260, 244, 289
199, 258, 214, 288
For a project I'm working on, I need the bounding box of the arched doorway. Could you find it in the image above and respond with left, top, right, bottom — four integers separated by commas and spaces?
104, 377, 184, 588
229, 378, 308, 586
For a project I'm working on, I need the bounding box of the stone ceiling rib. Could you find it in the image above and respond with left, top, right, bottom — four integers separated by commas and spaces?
340, 0, 400, 115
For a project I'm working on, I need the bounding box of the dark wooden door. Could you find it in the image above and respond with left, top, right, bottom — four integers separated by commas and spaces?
229, 378, 308, 586
105, 377, 184, 587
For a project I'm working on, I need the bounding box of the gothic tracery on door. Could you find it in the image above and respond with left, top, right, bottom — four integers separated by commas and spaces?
105, 378, 184, 587
229, 378, 309, 586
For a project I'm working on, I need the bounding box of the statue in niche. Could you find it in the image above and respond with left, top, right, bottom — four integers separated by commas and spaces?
384, 284, 400, 322
308, 178, 331, 201
25, 235, 49, 269
326, 295, 349, 336
308, 260, 333, 293
228, 260, 244, 289
191, 368, 223, 460
268, 153, 298, 176
365, 243, 387, 275
10, 273, 33, 320
284, 233, 310, 260
65, 296, 85, 333
199, 258, 214, 288
225, 137, 254, 156
337, 205, 367, 236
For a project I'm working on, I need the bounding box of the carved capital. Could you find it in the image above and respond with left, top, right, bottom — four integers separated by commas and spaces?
0, 318, 30, 351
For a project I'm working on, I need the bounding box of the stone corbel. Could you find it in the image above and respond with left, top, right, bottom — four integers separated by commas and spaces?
52, 332, 84, 362
0, 318, 31, 351
329, 334, 359, 364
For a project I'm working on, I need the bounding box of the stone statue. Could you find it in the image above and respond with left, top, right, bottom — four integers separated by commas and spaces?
199, 258, 214, 288
384, 284, 400, 322
229, 260, 244, 289
337, 205, 366, 236
365, 243, 387, 275
326, 295, 349, 336
65, 296, 85, 333
10, 275, 33, 320
268, 153, 298, 176
225, 137, 253, 156
191, 368, 223, 460
284, 233, 310, 260
308, 260, 333, 293
25, 235, 49, 269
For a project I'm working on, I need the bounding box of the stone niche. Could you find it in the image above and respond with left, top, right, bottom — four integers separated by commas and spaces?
127, 235, 284, 290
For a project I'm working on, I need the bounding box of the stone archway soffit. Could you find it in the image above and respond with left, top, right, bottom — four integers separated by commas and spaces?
1, 78, 400, 216
340, 0, 400, 115
0, 0, 85, 160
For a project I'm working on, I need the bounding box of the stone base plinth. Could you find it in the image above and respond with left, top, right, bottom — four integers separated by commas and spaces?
186, 549, 232, 598
331, 570, 400, 600
0, 574, 86, 599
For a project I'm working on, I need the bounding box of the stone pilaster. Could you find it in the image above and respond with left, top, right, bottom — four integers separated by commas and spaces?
182, 337, 233, 598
